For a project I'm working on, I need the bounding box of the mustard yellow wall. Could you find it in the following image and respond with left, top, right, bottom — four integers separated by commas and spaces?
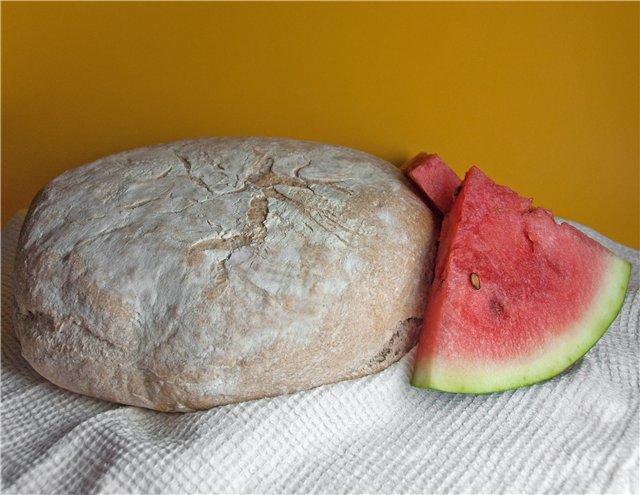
2, 2, 639, 248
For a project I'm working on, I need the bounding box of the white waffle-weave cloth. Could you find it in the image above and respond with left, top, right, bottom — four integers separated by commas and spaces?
2, 211, 639, 494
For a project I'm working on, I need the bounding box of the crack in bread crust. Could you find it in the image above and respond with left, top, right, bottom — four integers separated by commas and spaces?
184, 146, 359, 261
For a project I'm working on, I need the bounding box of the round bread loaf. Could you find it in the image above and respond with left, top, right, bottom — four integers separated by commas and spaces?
13, 137, 437, 411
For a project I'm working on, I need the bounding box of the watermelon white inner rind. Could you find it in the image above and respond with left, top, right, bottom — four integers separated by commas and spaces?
412, 254, 631, 393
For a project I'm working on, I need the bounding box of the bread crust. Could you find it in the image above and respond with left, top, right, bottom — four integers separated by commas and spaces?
14, 137, 436, 411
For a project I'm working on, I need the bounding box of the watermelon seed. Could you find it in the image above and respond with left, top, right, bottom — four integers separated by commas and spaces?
454, 185, 462, 196
470, 273, 481, 290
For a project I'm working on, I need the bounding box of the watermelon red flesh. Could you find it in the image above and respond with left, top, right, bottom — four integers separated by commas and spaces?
403, 153, 461, 216
411, 166, 631, 393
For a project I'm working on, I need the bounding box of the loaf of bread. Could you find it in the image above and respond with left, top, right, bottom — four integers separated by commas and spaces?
13, 137, 437, 411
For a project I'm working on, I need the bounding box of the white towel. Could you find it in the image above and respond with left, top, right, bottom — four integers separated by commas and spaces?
2, 211, 638, 494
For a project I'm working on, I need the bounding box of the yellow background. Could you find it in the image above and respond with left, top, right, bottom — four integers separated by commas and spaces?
2, 2, 639, 248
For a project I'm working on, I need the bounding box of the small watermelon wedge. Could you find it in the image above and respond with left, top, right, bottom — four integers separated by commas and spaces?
403, 153, 461, 216
411, 165, 631, 393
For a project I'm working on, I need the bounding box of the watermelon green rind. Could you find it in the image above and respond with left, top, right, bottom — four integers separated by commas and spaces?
411, 254, 631, 393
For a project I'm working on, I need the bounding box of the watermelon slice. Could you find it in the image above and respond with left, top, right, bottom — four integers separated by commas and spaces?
411, 166, 631, 393
403, 153, 461, 216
